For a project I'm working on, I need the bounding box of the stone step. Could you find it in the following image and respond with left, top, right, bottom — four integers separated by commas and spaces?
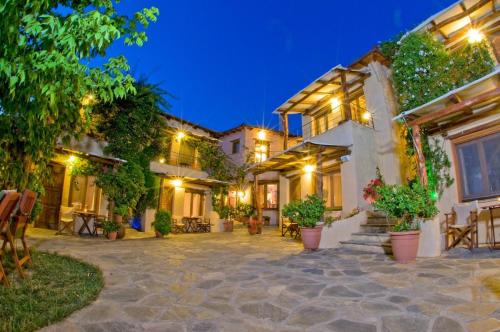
365, 217, 393, 224
360, 224, 394, 233
350, 232, 391, 244
340, 240, 393, 254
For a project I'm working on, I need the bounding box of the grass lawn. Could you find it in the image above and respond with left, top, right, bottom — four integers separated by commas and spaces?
0, 250, 104, 332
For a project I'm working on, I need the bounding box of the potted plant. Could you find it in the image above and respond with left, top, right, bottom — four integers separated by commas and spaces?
283, 195, 326, 250
217, 206, 233, 232
363, 178, 384, 204
113, 205, 128, 223
237, 203, 254, 225
248, 214, 263, 235
372, 183, 438, 263
152, 209, 172, 238
102, 220, 121, 240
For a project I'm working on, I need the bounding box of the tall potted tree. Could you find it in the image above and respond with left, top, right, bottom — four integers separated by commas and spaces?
283, 195, 326, 250
373, 183, 438, 263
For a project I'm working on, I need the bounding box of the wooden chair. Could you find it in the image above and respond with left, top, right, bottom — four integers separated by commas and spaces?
172, 218, 185, 234
198, 218, 211, 233
445, 201, 479, 250
56, 206, 75, 235
281, 217, 292, 237
1, 189, 37, 279
0, 191, 21, 286
93, 215, 106, 237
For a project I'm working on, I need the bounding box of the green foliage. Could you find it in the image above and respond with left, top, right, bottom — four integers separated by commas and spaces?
195, 140, 234, 182
68, 157, 98, 177
0, 1, 159, 193
372, 183, 438, 232
282, 195, 326, 228
113, 205, 129, 217
236, 203, 255, 218
390, 32, 494, 112
215, 205, 232, 220
0, 251, 103, 332
95, 162, 145, 213
152, 209, 172, 235
102, 220, 121, 233
92, 79, 171, 216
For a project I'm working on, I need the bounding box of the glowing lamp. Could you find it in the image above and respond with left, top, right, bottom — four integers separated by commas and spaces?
68, 155, 76, 162
303, 164, 316, 174
159, 158, 166, 164
237, 191, 245, 199
467, 28, 484, 44
176, 131, 186, 141
330, 97, 341, 111
362, 112, 371, 121
171, 179, 183, 187
257, 130, 266, 140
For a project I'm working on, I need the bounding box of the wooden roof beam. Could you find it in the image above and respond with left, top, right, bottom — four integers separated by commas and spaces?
430, 0, 492, 31
409, 87, 500, 126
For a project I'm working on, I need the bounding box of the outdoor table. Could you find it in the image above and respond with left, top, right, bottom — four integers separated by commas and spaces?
486, 204, 500, 250
75, 211, 97, 236
184, 217, 201, 233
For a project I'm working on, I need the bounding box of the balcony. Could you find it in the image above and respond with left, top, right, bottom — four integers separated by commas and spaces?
160, 151, 200, 170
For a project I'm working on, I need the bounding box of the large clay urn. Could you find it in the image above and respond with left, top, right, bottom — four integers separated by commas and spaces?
300, 226, 322, 250
389, 231, 420, 263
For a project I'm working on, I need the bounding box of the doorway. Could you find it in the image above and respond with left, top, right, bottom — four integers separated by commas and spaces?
35, 163, 65, 229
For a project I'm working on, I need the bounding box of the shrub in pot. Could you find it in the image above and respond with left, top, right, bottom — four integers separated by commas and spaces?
248, 215, 262, 235
283, 195, 326, 250
237, 203, 255, 225
102, 220, 121, 240
152, 209, 172, 238
217, 206, 233, 232
373, 183, 438, 263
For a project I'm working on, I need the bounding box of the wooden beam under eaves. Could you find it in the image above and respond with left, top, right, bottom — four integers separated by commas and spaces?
409, 87, 500, 127
430, 0, 492, 32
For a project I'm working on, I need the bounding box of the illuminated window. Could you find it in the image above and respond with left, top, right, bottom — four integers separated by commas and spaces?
322, 171, 342, 209
258, 183, 278, 209
183, 190, 205, 217
255, 140, 270, 162
228, 190, 237, 207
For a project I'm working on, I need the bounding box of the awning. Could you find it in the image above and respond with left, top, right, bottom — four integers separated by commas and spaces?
393, 67, 500, 131
56, 147, 126, 164
251, 139, 350, 175
273, 65, 369, 115
158, 174, 229, 187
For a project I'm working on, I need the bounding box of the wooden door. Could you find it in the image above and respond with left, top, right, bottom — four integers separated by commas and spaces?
35, 163, 65, 229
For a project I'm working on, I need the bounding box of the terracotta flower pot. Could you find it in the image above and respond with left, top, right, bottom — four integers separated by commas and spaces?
117, 225, 126, 239
155, 231, 164, 238
107, 231, 118, 240
223, 220, 233, 232
113, 215, 123, 223
389, 231, 420, 263
300, 226, 322, 250
248, 217, 259, 235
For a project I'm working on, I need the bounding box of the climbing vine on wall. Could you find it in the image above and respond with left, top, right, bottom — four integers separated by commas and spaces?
386, 31, 495, 113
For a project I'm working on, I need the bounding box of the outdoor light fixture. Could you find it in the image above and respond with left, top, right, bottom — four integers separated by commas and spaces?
467, 28, 484, 44
81, 93, 95, 106
237, 191, 245, 199
330, 97, 341, 111
362, 112, 372, 121
68, 155, 76, 163
171, 179, 183, 187
159, 158, 166, 164
303, 164, 316, 174
176, 131, 186, 141
257, 130, 266, 141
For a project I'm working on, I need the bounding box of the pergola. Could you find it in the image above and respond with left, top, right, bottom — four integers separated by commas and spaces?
273, 65, 369, 149
412, 0, 500, 50
394, 67, 500, 185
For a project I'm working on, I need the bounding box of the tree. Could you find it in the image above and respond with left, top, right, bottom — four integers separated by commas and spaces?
92, 79, 171, 216
0, 1, 159, 193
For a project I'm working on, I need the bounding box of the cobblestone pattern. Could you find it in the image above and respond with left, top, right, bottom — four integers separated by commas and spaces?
31, 227, 500, 332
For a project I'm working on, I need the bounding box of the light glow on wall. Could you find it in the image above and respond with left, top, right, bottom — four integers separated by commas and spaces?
467, 28, 484, 44
171, 179, 183, 187
303, 164, 316, 174
330, 97, 341, 111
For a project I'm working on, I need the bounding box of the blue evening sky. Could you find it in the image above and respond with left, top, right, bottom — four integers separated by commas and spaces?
104, 0, 456, 134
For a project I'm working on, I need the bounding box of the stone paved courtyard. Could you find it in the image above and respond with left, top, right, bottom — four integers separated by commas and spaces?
29, 226, 500, 332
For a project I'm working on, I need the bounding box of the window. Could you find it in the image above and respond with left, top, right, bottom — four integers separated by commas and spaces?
255, 140, 270, 162
183, 190, 205, 217
456, 132, 500, 200
228, 190, 237, 207
257, 183, 278, 209
231, 139, 240, 154
290, 176, 301, 202
178, 141, 196, 167
322, 171, 342, 209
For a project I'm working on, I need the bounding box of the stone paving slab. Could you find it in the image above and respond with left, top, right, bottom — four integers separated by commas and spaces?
30, 227, 500, 332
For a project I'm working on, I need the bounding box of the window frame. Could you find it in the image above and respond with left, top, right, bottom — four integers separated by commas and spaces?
254, 139, 270, 162
452, 127, 500, 202
231, 139, 240, 154
257, 181, 279, 210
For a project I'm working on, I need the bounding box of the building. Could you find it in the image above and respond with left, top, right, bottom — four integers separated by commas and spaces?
217, 124, 301, 225
394, 0, 500, 246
